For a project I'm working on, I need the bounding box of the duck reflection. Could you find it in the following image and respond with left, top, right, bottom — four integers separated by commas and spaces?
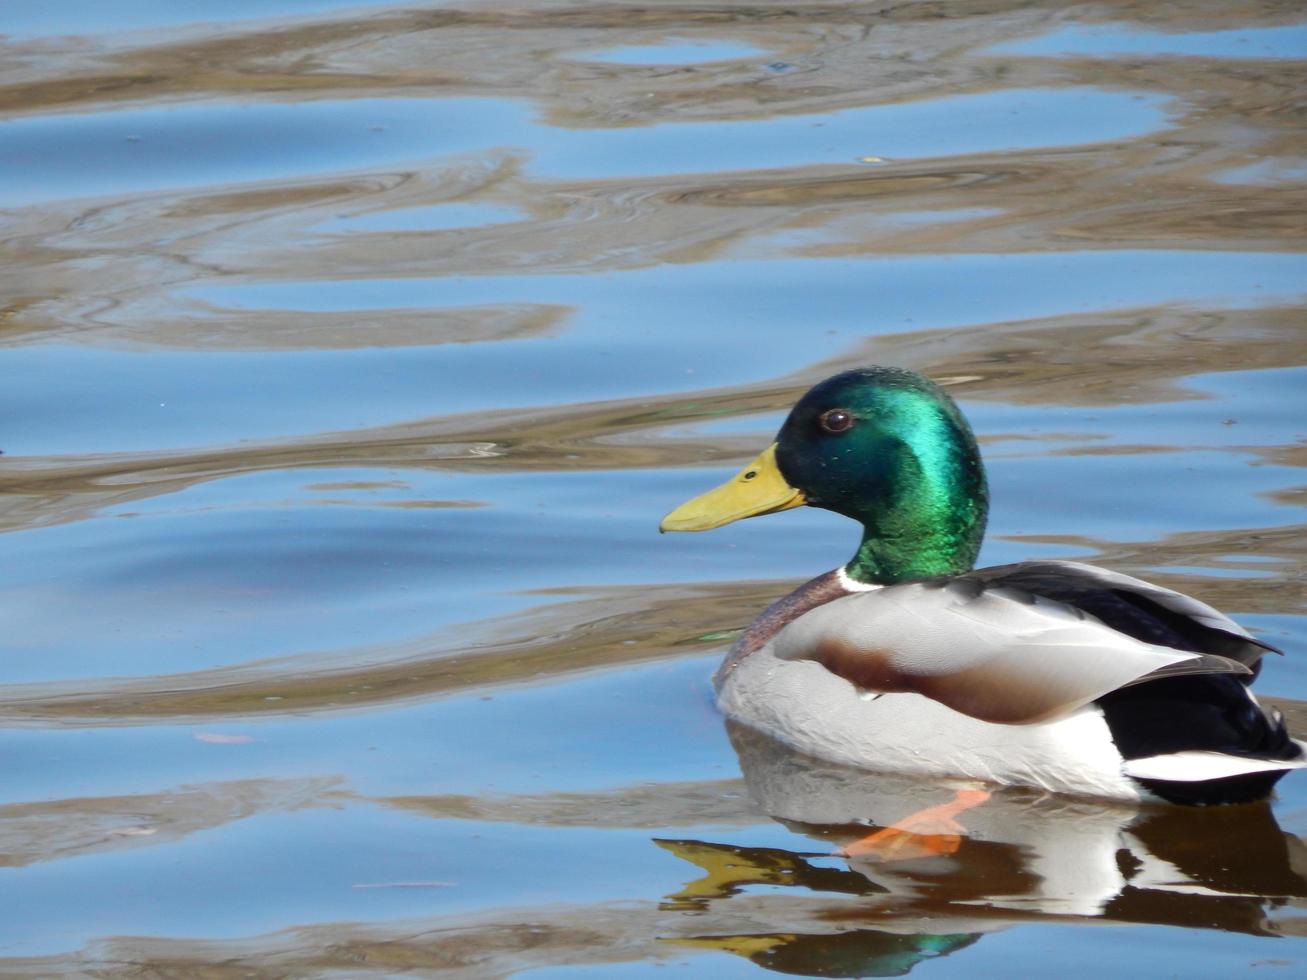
655, 722, 1307, 977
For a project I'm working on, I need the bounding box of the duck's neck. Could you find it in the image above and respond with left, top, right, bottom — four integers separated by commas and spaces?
842, 468, 988, 585
844, 524, 979, 585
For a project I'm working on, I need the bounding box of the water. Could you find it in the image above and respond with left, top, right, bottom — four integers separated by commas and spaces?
1, 1, 1305, 975
579, 39, 771, 66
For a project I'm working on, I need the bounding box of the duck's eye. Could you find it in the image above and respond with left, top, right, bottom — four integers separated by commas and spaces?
743, 470, 757, 480
819, 409, 854, 433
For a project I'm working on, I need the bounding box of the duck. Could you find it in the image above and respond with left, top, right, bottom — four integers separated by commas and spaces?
661, 367, 1306, 805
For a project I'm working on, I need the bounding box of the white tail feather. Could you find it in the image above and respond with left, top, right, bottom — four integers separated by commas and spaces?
1122, 744, 1307, 782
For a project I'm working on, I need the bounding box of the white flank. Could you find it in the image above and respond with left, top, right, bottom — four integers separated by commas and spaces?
718, 648, 1143, 800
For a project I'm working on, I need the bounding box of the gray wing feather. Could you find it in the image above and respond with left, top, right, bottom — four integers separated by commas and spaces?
967, 560, 1279, 666
1036, 561, 1263, 640
773, 582, 1251, 726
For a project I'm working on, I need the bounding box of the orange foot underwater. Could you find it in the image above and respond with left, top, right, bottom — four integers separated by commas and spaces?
840, 788, 992, 861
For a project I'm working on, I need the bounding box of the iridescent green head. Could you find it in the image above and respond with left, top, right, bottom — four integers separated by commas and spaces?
661, 367, 989, 584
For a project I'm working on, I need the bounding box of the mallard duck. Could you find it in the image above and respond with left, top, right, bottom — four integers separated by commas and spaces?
662, 367, 1306, 804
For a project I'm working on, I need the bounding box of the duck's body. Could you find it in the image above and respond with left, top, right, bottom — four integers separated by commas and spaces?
721, 641, 1143, 801
717, 562, 1299, 803
662, 367, 1305, 804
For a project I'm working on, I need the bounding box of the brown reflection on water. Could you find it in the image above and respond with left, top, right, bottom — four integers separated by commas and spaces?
1009, 523, 1307, 615
379, 777, 761, 829
834, 305, 1307, 406
0, 581, 762, 724
2, 0, 1302, 121
0, 777, 340, 869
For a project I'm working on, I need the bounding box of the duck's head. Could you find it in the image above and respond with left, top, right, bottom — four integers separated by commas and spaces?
661, 367, 989, 584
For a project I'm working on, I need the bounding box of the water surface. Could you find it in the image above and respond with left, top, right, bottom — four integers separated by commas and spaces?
1, 0, 1306, 975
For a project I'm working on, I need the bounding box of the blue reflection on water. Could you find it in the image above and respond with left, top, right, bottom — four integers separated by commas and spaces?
578, 38, 770, 65
0, 88, 1170, 205
191, 251, 1307, 318
0, 655, 734, 805
1216, 158, 1307, 186
525, 89, 1172, 179
988, 21, 1307, 59
0, 98, 534, 206
0, 0, 417, 39
312, 202, 525, 234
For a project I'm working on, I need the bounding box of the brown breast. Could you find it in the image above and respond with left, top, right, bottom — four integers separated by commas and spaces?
714, 569, 854, 687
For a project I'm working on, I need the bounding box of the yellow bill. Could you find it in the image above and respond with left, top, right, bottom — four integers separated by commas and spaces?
660, 443, 806, 532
